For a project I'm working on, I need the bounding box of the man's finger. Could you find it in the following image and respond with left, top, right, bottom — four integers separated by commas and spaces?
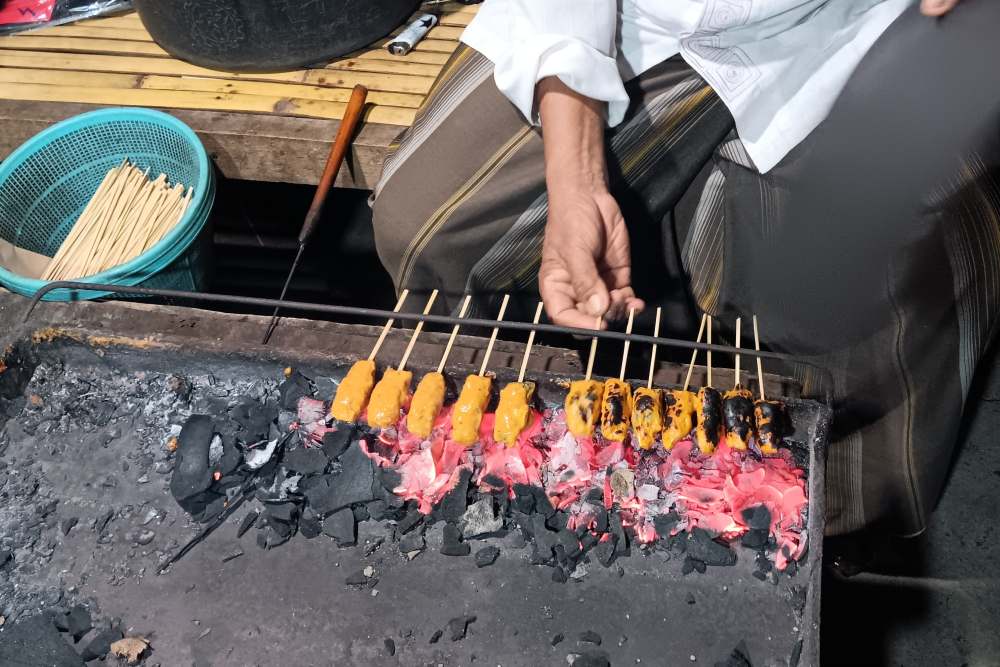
565, 249, 611, 318
540, 272, 605, 330
921, 0, 959, 16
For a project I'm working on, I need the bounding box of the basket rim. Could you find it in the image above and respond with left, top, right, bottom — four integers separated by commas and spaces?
0, 107, 212, 295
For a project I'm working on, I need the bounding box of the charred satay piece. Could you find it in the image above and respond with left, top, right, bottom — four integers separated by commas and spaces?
452, 295, 510, 446
601, 309, 635, 442
631, 308, 664, 449
367, 291, 438, 428
661, 314, 707, 449
722, 317, 754, 450
752, 315, 786, 455
494, 302, 543, 446
565, 316, 605, 438
406, 295, 472, 439
330, 290, 409, 422
693, 316, 723, 454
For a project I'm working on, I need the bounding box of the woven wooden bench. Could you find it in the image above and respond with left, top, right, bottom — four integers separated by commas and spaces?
0, 3, 477, 189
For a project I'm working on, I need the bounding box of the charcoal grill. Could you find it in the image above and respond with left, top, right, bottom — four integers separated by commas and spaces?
0, 286, 830, 666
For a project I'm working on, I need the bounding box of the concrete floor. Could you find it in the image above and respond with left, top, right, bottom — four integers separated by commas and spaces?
821, 354, 1000, 666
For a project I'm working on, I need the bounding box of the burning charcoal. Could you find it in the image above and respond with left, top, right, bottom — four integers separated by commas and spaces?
384, 638, 396, 656
284, 447, 328, 476
265, 502, 298, 524
714, 640, 753, 667
0, 615, 85, 667
367, 500, 388, 521
461, 499, 503, 539
653, 510, 680, 541
580, 532, 599, 552
686, 529, 736, 567
80, 627, 124, 662
512, 484, 536, 514
237, 511, 259, 538
593, 507, 609, 534
551, 566, 569, 583
571, 650, 611, 667
396, 508, 424, 535
278, 370, 314, 410
438, 469, 472, 523
447, 615, 476, 641
323, 508, 357, 547
474, 545, 500, 567
429, 629, 443, 644
170, 415, 216, 512
441, 523, 471, 556
345, 570, 368, 586
546, 511, 569, 532
66, 605, 92, 641
742, 505, 772, 531
557, 529, 582, 559
399, 531, 426, 555
531, 486, 555, 518
322, 427, 353, 461
741, 529, 769, 550
551, 633, 565, 646
60, 517, 78, 536
593, 537, 617, 568
299, 514, 322, 539
578, 630, 602, 646
376, 467, 403, 495
608, 512, 630, 558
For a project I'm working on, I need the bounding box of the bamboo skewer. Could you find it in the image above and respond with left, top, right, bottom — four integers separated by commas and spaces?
646, 307, 662, 389
682, 313, 709, 392
734, 317, 743, 389
584, 316, 602, 381
397, 290, 439, 371
478, 294, 511, 376
619, 308, 635, 382
436, 295, 472, 374
753, 315, 766, 401
517, 301, 545, 383
367, 289, 409, 362
706, 316, 714, 388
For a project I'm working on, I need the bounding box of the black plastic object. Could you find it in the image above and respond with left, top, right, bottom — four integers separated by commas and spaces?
133, 0, 421, 72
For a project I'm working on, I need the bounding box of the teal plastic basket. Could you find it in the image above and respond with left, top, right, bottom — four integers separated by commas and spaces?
0, 108, 215, 301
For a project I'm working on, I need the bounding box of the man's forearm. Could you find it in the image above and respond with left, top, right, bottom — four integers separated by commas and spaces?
537, 77, 608, 194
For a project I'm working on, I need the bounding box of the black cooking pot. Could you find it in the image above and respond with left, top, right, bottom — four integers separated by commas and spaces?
133, 0, 421, 72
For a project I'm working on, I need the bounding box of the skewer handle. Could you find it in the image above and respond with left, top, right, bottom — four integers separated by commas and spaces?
437, 295, 472, 374
647, 307, 661, 389
753, 314, 766, 401
619, 308, 635, 381
682, 313, 708, 392
368, 289, 409, 361
706, 316, 713, 387
734, 317, 742, 389
584, 316, 601, 381
479, 294, 511, 376
517, 301, 545, 383
397, 289, 439, 371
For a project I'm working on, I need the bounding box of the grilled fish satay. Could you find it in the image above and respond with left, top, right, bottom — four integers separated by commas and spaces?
565, 380, 604, 438
754, 399, 785, 455
661, 389, 696, 449
366, 368, 413, 429
722, 387, 755, 450
494, 381, 536, 446
694, 387, 724, 454
600, 379, 632, 442
406, 371, 446, 438
631, 387, 663, 450
452, 374, 492, 446
330, 359, 376, 422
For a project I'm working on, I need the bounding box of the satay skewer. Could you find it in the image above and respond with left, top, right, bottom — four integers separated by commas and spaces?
682, 313, 709, 392
367, 290, 438, 428
734, 317, 743, 389
646, 307, 662, 390
584, 316, 601, 381
495, 301, 544, 445
706, 315, 714, 388
601, 309, 635, 442
753, 315, 766, 402
752, 315, 785, 455
694, 315, 723, 454
406, 295, 472, 439
452, 295, 510, 445
566, 314, 606, 439
329, 290, 409, 423
723, 317, 754, 450
632, 308, 664, 449
663, 313, 707, 449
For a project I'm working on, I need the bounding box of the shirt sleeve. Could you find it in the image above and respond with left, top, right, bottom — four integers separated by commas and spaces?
461, 0, 630, 127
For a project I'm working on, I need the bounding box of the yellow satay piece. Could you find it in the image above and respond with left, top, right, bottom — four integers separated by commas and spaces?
723, 387, 755, 450
330, 359, 376, 422
366, 368, 413, 429
661, 389, 696, 449
565, 379, 604, 438
694, 387, 724, 455
406, 371, 446, 439
600, 378, 632, 443
451, 374, 492, 446
494, 381, 535, 446
630, 387, 663, 450
754, 399, 783, 456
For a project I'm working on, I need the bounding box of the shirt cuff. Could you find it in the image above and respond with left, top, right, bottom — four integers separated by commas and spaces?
491, 35, 631, 128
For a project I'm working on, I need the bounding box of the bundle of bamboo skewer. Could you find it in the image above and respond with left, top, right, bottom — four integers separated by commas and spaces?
41, 160, 193, 281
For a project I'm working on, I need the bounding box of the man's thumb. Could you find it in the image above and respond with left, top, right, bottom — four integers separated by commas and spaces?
568, 254, 609, 317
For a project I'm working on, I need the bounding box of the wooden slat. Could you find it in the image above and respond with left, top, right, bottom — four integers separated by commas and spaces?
0, 67, 140, 88
372, 38, 460, 54
30, 25, 153, 41
350, 49, 450, 66
323, 57, 441, 78
0, 35, 170, 57
0, 51, 437, 94
0, 81, 417, 125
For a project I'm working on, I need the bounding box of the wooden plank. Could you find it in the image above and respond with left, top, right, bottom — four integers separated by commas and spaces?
0, 67, 141, 88
0, 81, 416, 125
372, 38, 458, 54
0, 35, 170, 57
323, 57, 441, 78
29, 25, 153, 41
0, 99, 402, 188
0, 51, 437, 94
349, 49, 450, 66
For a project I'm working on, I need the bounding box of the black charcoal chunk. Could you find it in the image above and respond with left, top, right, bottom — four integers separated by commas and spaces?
79, 628, 124, 662
512, 484, 536, 514
653, 510, 680, 540
682, 557, 695, 575
752, 570, 768, 582
531, 486, 555, 517
552, 566, 569, 583
578, 630, 602, 645
345, 570, 368, 586
441, 523, 470, 556
461, 498, 503, 539
170, 415, 215, 509
323, 508, 357, 547
216, 437, 243, 476
384, 638, 396, 656
742, 504, 772, 531
692, 558, 707, 573
265, 502, 298, 524
283, 447, 328, 475
594, 507, 609, 534
551, 633, 565, 646
399, 531, 426, 554
352, 505, 370, 523
0, 549, 11, 568
686, 592, 696, 605
474, 545, 500, 567
571, 650, 611, 667
237, 510, 259, 538
60, 516, 78, 536
367, 500, 388, 521
557, 529, 582, 559
305, 444, 377, 514
298, 515, 322, 539
686, 529, 737, 566
396, 509, 424, 535
593, 537, 617, 568
545, 510, 569, 532
322, 427, 353, 461
714, 640, 753, 667
438, 468, 472, 522
0, 615, 84, 667
580, 532, 600, 551
609, 512, 630, 557
278, 370, 313, 410
429, 629, 443, 644
65, 605, 92, 641
531, 514, 558, 563
448, 615, 476, 641
741, 529, 769, 550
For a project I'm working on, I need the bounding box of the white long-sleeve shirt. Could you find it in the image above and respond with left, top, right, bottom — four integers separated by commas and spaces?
461, 0, 912, 173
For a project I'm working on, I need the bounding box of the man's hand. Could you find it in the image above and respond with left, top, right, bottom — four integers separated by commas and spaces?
921, 0, 960, 16
536, 77, 644, 329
